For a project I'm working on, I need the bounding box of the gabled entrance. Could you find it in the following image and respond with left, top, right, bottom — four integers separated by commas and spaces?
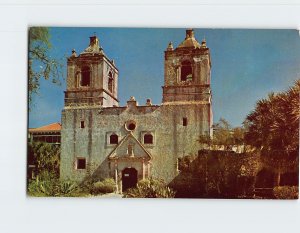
107, 132, 152, 193
122, 168, 138, 192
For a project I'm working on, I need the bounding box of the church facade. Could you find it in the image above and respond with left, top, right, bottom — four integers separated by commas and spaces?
60, 29, 213, 190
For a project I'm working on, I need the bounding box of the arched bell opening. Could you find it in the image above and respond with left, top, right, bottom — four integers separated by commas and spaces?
180, 60, 192, 82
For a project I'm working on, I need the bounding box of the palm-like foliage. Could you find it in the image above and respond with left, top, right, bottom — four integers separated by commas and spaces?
244, 80, 299, 185
288, 79, 300, 123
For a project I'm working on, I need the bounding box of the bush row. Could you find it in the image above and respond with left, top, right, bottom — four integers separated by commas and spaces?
28, 173, 116, 197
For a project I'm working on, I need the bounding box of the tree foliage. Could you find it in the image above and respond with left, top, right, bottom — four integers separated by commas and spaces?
213, 118, 245, 149
27, 141, 60, 179
244, 80, 300, 184
28, 27, 63, 106
27, 141, 82, 197
198, 118, 245, 151
244, 81, 299, 152
174, 151, 261, 198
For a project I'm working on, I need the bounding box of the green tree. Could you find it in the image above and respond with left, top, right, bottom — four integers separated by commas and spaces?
244, 80, 299, 186
198, 118, 245, 151
28, 141, 60, 179
28, 27, 63, 107
213, 118, 233, 150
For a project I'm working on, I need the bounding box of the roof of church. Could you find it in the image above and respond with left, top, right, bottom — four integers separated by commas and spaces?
29, 122, 61, 132
177, 29, 201, 49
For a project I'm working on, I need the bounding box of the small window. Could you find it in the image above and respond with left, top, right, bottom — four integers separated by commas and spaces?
125, 120, 137, 132
144, 133, 153, 144
80, 121, 85, 128
128, 123, 136, 131
183, 117, 188, 126
77, 158, 86, 169
110, 134, 118, 144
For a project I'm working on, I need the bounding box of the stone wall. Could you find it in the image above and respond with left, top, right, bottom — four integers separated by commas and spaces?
60, 100, 211, 183
60, 30, 213, 185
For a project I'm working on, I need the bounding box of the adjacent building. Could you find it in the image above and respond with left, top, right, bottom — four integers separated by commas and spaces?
28, 122, 61, 144
28, 122, 61, 179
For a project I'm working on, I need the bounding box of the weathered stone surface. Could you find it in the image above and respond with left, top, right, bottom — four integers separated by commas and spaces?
60, 29, 213, 185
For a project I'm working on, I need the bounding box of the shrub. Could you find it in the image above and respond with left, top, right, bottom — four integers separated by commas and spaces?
124, 177, 176, 198
273, 186, 299, 199
59, 180, 79, 196
169, 174, 205, 198
28, 177, 59, 197
173, 151, 260, 198
27, 175, 80, 197
90, 178, 116, 195
78, 175, 97, 194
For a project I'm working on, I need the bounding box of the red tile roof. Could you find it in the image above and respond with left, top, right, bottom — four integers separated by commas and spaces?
29, 122, 61, 132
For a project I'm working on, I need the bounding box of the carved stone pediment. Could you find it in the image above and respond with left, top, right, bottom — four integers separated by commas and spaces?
108, 133, 152, 161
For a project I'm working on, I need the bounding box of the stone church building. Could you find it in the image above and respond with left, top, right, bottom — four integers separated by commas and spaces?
60, 29, 213, 191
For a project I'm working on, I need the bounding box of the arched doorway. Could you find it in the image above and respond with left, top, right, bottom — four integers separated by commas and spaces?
122, 168, 138, 192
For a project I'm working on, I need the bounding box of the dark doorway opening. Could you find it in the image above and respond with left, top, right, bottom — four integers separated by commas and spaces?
122, 168, 138, 192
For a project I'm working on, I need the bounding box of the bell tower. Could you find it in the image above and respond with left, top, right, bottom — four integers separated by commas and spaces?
162, 29, 213, 136
64, 35, 119, 108
162, 29, 211, 103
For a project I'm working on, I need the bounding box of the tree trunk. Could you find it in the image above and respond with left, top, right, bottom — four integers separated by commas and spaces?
275, 172, 281, 186
217, 183, 221, 195
252, 175, 257, 195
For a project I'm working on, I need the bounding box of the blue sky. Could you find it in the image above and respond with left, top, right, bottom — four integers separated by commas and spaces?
29, 28, 300, 128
